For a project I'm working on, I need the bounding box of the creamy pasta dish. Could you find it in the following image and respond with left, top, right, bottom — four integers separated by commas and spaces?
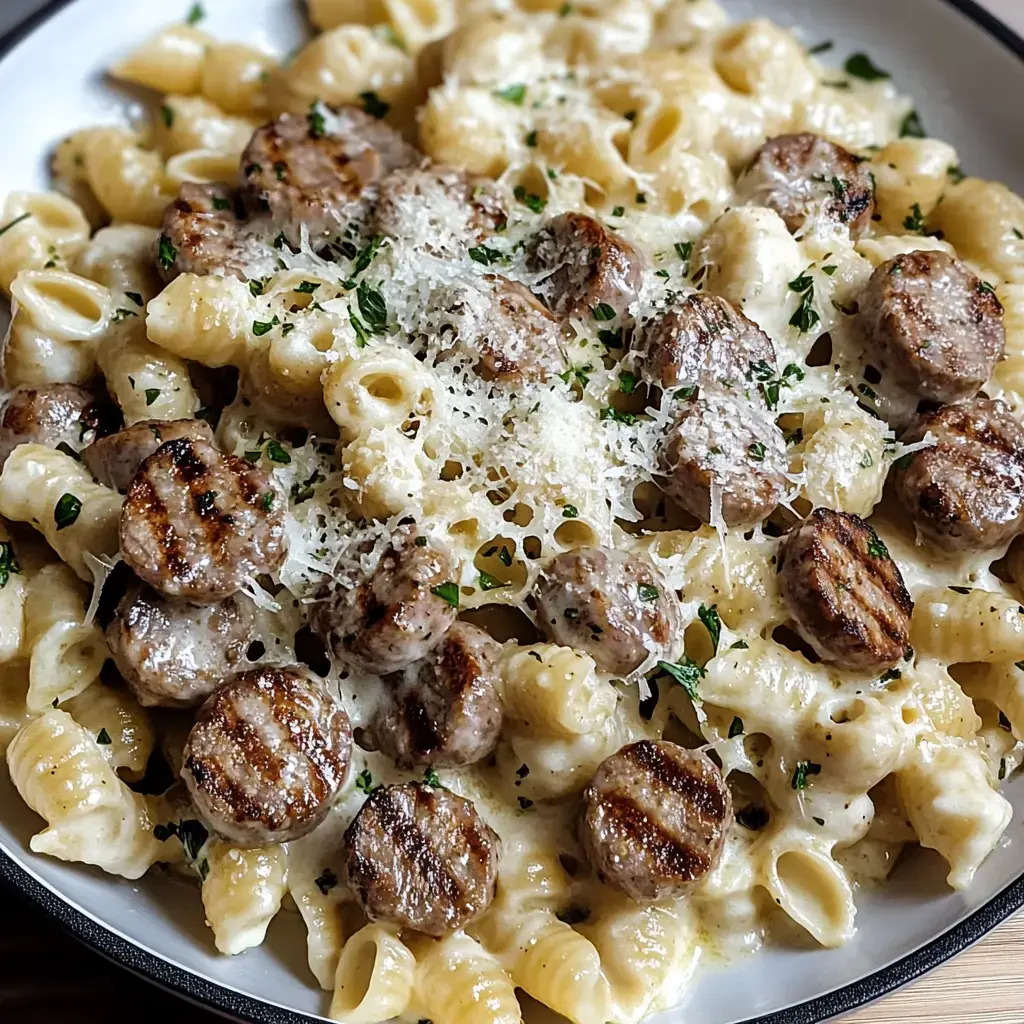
3, 0, 1024, 1021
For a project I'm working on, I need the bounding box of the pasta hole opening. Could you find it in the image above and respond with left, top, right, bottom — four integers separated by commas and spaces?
772, 850, 850, 939
640, 106, 683, 156
330, 930, 379, 1016
804, 333, 833, 368
294, 626, 330, 677
31, 279, 106, 329
361, 373, 406, 402
742, 732, 771, 766
771, 624, 819, 663
553, 520, 598, 549
460, 604, 540, 645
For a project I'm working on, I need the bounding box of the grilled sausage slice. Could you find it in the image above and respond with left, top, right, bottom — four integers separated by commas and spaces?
534, 546, 679, 676
657, 390, 788, 527
894, 398, 1024, 552
119, 436, 287, 603
158, 182, 271, 281
736, 133, 875, 238
374, 621, 503, 769
856, 250, 1004, 404
442, 274, 566, 384
779, 508, 913, 672
343, 782, 499, 936
241, 107, 418, 244
106, 581, 255, 707
312, 530, 458, 674
371, 163, 507, 250
82, 418, 215, 493
0, 384, 120, 468
525, 212, 644, 319
636, 292, 778, 392
581, 740, 732, 901
182, 666, 352, 846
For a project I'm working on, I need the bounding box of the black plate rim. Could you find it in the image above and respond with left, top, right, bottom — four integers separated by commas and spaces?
1, 0, 1023, 1021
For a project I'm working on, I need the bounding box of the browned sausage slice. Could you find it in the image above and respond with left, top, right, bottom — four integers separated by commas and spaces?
371, 163, 507, 249
311, 529, 458, 674
182, 665, 352, 846
106, 580, 256, 707
158, 182, 272, 281
581, 740, 733, 901
657, 390, 788, 527
0, 384, 120, 468
374, 621, 503, 769
525, 212, 644, 319
736, 133, 875, 238
894, 398, 1024, 552
635, 292, 777, 391
119, 436, 287, 603
779, 507, 913, 672
241, 107, 419, 244
534, 546, 680, 676
856, 250, 1004, 403
83, 418, 215, 492
343, 782, 500, 936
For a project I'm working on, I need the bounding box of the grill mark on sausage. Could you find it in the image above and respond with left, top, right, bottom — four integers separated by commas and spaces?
621, 739, 727, 818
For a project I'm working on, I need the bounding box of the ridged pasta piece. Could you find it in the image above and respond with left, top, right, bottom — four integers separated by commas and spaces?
6, 709, 164, 878
164, 149, 241, 189
63, 681, 155, 780
500, 644, 616, 738
882, 660, 981, 741
992, 281, 1024, 401
910, 587, 1024, 663
442, 13, 546, 86
50, 133, 108, 229
81, 127, 175, 227
407, 932, 522, 1024
201, 840, 289, 955
328, 923, 416, 1023
868, 137, 959, 235
755, 827, 857, 947
960, 661, 1024, 741
146, 272, 257, 367
0, 663, 32, 755
0, 444, 122, 581
22, 563, 106, 712
200, 43, 275, 115
340, 428, 433, 520
0, 191, 91, 291
152, 94, 255, 159
897, 737, 1012, 889
6, 269, 112, 386
109, 24, 212, 94
73, 224, 162, 301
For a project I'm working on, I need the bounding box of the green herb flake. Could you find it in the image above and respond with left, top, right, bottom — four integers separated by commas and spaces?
308, 103, 327, 140
355, 768, 378, 794
261, 491, 275, 512
791, 760, 822, 790
513, 185, 547, 214
494, 83, 527, 105
157, 233, 177, 270
788, 272, 813, 293
498, 546, 513, 567
599, 406, 637, 426
96, 728, 111, 745
674, 241, 693, 262
468, 244, 505, 266
748, 441, 766, 462
561, 504, 579, 518
558, 1, 573, 14
860, 451, 874, 468
903, 202, 925, 233
822, 264, 838, 276
789, 288, 820, 333
728, 716, 744, 738
999, 757, 1007, 781
252, 316, 280, 337
356, 281, 388, 332
637, 583, 659, 602
618, 370, 637, 394
54, 493, 82, 531
698, 603, 721, 654
360, 90, 390, 119
867, 533, 890, 559
844, 52, 890, 81
0, 542, 20, 589
591, 303, 617, 322
478, 571, 508, 592
524, 130, 538, 148
295, 280, 320, 294
900, 109, 926, 138
265, 439, 291, 465
657, 657, 703, 704
160, 104, 175, 129
611, 205, 625, 217
730, 640, 749, 650
430, 581, 459, 608
185, 2, 204, 24
423, 767, 442, 788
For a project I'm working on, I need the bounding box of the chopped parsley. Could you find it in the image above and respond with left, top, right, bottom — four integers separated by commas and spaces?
822, 264, 838, 276
355, 769, 379, 794
349, 311, 369, 349
900, 109, 926, 138
261, 491, 275, 512
468, 244, 505, 266
478, 571, 508, 591
618, 370, 637, 394
53, 493, 82, 530
807, 40, 833, 55
513, 186, 546, 214
525, 130, 538, 147
160, 104, 174, 128
308, 102, 327, 139
599, 406, 637, 426
788, 273, 814, 293
611, 205, 625, 217
561, 504, 579, 518
493, 83, 527, 105
0, 542, 20, 589
430, 581, 459, 608
860, 451, 874, 468
787, 271, 819, 333
95, 728, 111, 745
657, 657, 703, 704
866, 532, 890, 559
698, 603, 721, 654
212, 196, 231, 211
728, 716, 744, 738
791, 760, 822, 790
265, 439, 291, 464
903, 202, 925, 233
314, 869, 337, 895
831, 176, 847, 199
591, 302, 617, 322
748, 441, 766, 462
498, 546, 513, 567
637, 583, 659, 602
730, 640, 750, 650
295, 280, 320, 294
674, 241, 693, 263
185, 2, 204, 24
143, 388, 160, 407
999, 758, 1008, 781
844, 52, 890, 81
347, 234, 385, 282
360, 90, 390, 119
423, 767, 442, 788
252, 316, 280, 337
157, 234, 177, 270
356, 281, 388, 332
249, 279, 265, 297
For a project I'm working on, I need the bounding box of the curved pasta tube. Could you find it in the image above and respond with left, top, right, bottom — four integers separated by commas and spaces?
756, 828, 857, 947
500, 644, 616, 738
82, 128, 175, 228
164, 149, 241, 189
910, 587, 1024, 663
0, 526, 26, 666
5, 269, 112, 386
883, 660, 981, 741
495, 837, 573, 910
341, 427, 434, 520
153, 94, 256, 159
201, 840, 289, 955
63, 681, 155, 780
146, 272, 257, 367
442, 14, 546, 86
0, 444, 122, 581
23, 563, 106, 712
0, 191, 91, 292
290, 877, 350, 990
73, 224, 162, 301
109, 24, 211, 94
329, 923, 416, 1023
51, 133, 108, 229
7, 710, 164, 879
544, 0, 653, 65
992, 282, 1024, 399
407, 932, 521, 1024
200, 43, 275, 115
960, 662, 1024, 741
324, 346, 439, 443
897, 737, 1012, 889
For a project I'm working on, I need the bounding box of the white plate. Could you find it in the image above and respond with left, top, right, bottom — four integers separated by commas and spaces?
1, 1, 1024, 1022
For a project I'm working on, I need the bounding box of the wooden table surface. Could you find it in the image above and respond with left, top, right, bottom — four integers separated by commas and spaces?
3, 0, 1024, 1022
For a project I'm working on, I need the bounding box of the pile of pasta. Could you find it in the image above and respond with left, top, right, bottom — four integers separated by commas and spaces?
2, 1, 1024, 1023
